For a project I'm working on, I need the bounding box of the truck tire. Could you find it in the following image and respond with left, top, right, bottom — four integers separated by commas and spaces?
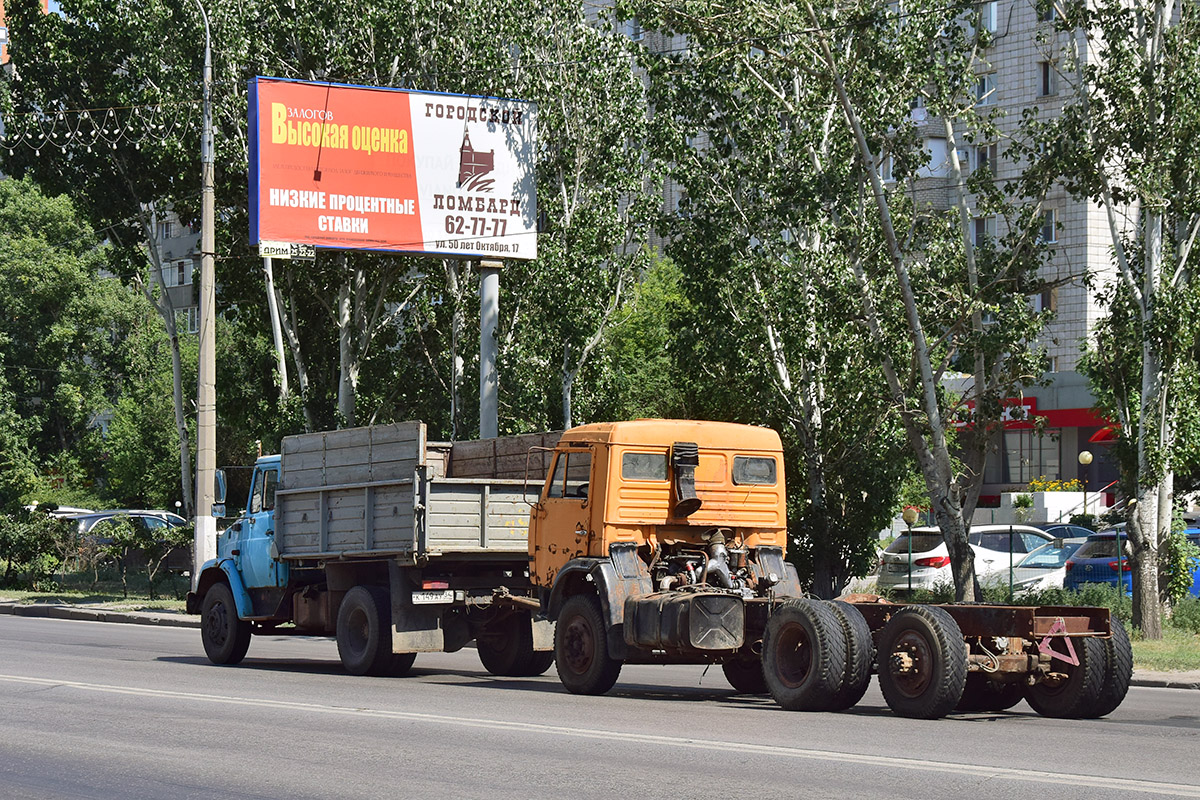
478, 611, 555, 677
955, 673, 1024, 712
825, 600, 874, 711
336, 585, 394, 677
762, 598, 846, 711
391, 652, 418, 677
876, 606, 967, 720
1025, 634, 1107, 718
201, 582, 251, 666
1086, 618, 1132, 718
555, 594, 621, 695
722, 657, 768, 694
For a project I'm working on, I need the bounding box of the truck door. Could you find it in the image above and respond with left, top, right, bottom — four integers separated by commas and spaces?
531, 447, 593, 588
238, 466, 288, 589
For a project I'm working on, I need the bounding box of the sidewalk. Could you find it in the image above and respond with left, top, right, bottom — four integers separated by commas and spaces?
0, 598, 199, 629
3, 597, 1197, 689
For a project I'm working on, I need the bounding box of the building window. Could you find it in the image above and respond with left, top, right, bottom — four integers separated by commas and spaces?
978, 0, 999, 32
880, 154, 895, 182
1004, 429, 1061, 484
176, 307, 199, 335
1039, 209, 1057, 243
972, 215, 997, 246
1038, 61, 1057, 96
624, 17, 643, 41
975, 142, 998, 174
975, 74, 997, 106
164, 259, 192, 287
1032, 287, 1058, 312
1038, 0, 1058, 23
158, 220, 176, 240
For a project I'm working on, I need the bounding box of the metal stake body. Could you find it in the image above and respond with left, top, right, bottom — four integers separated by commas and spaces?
479, 260, 501, 439
193, 0, 217, 589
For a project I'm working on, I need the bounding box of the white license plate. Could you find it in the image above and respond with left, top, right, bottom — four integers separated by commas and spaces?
412, 589, 455, 605
886, 564, 908, 574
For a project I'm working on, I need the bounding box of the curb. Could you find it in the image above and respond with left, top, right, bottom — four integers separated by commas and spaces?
0, 601, 199, 629
1129, 673, 1200, 690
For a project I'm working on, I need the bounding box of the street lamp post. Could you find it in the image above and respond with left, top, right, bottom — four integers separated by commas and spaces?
193, 0, 217, 590
902, 506, 919, 594
1078, 449, 1093, 521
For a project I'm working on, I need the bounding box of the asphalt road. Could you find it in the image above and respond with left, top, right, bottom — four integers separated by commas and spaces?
1, 615, 1198, 800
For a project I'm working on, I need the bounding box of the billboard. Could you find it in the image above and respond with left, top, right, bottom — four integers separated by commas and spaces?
249, 77, 537, 260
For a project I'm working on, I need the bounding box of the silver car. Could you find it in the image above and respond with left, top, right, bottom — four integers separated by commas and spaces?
877, 524, 1056, 592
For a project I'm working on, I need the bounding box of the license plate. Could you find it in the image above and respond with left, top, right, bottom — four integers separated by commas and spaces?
886, 564, 907, 574
412, 589, 455, 605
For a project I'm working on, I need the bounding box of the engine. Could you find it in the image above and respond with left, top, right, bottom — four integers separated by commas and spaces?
648, 528, 760, 597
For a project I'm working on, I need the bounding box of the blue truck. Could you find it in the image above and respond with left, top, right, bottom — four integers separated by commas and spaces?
186, 422, 560, 677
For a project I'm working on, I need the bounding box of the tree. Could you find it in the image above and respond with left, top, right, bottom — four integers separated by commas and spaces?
1039, 0, 1200, 637
635, 0, 1053, 599
2, 0, 207, 515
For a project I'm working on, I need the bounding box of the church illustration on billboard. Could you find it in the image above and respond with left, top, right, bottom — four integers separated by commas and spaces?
458, 129, 495, 192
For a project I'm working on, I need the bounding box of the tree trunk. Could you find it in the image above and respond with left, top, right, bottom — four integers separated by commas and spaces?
444, 259, 465, 440
335, 255, 356, 428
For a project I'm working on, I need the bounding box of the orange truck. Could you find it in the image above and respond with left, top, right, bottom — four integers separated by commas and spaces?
191, 418, 1131, 720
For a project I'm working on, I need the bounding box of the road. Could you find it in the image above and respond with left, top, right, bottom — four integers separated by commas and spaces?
1, 615, 1198, 800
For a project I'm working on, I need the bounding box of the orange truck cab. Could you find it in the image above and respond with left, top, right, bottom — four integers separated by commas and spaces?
529, 419, 803, 694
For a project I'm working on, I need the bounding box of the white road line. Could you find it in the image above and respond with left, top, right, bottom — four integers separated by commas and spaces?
2, 673, 1197, 796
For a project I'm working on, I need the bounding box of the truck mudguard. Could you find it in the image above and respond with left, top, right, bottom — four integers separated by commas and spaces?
197, 559, 254, 620
547, 543, 653, 631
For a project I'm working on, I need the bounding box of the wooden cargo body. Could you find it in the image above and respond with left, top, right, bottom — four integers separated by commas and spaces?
275, 422, 560, 561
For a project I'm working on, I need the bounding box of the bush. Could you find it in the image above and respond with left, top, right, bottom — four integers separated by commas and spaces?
1170, 596, 1200, 635
0, 512, 63, 589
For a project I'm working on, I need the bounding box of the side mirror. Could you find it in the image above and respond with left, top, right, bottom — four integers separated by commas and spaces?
214, 468, 228, 505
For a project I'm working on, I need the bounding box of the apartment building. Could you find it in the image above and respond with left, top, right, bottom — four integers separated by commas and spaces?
596, 0, 1119, 505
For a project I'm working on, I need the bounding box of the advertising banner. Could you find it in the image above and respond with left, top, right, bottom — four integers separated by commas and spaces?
249, 77, 537, 260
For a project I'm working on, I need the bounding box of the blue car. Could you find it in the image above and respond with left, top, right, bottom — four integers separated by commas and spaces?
1065, 529, 1200, 596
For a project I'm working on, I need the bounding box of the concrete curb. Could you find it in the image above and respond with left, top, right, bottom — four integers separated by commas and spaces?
1129, 672, 1200, 690
0, 601, 199, 629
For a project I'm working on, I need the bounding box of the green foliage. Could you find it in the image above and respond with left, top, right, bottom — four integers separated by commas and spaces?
0, 512, 64, 589
1161, 529, 1200, 608
1013, 493, 1034, 509
1069, 513, 1098, 531
95, 516, 193, 599
1171, 595, 1200, 635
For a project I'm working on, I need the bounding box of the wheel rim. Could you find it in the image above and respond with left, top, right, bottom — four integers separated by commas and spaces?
561, 613, 595, 676
889, 629, 934, 698
774, 621, 813, 688
205, 601, 229, 647
346, 606, 370, 656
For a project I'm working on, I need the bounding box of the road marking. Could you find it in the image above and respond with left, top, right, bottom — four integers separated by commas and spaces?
2, 673, 1197, 796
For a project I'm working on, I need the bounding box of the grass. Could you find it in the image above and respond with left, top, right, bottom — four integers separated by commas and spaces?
1, 564, 191, 612
1130, 628, 1200, 672
0, 588, 187, 612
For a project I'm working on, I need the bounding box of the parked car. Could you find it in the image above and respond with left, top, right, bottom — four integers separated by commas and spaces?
988, 537, 1088, 594
876, 524, 1056, 592
64, 509, 187, 538
1035, 522, 1097, 540
1064, 528, 1200, 597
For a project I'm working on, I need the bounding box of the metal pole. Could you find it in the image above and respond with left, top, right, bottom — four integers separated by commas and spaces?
479, 260, 501, 439
193, 0, 216, 589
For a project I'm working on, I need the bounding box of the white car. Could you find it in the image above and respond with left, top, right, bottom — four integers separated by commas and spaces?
876, 525, 1056, 592
993, 537, 1088, 593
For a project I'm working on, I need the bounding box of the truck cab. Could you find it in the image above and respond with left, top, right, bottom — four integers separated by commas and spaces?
529, 419, 802, 695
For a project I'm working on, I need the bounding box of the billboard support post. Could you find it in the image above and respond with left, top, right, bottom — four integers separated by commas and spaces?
479, 260, 501, 439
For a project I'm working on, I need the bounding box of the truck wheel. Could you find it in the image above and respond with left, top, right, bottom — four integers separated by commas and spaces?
762, 598, 846, 711
391, 652, 418, 677
1025, 634, 1106, 718
825, 600, 874, 711
336, 586, 394, 677
722, 656, 768, 694
555, 594, 621, 695
478, 611, 554, 677
1087, 618, 1132, 718
201, 582, 251, 666
877, 606, 967, 720
955, 674, 1023, 712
